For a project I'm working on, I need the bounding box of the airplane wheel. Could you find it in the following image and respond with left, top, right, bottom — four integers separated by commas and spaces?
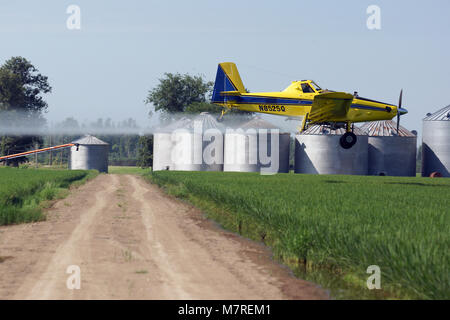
340, 132, 357, 149
216, 116, 224, 123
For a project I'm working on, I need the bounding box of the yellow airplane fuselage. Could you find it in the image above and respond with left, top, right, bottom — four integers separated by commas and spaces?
215, 81, 398, 124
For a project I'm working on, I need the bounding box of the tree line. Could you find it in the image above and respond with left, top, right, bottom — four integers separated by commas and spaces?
33, 117, 150, 167
0, 57, 50, 166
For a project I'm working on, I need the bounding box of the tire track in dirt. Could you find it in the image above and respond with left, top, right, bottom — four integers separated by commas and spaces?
13, 175, 119, 299
129, 176, 327, 299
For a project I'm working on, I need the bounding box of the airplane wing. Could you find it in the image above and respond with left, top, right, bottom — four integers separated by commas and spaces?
308, 92, 354, 123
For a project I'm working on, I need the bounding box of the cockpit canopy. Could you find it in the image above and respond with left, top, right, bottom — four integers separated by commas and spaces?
283, 80, 325, 94
299, 80, 322, 93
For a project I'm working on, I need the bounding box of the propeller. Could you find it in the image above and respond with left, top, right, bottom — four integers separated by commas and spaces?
396, 89, 403, 135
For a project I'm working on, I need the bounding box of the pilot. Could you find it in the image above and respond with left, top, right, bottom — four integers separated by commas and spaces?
301, 83, 314, 93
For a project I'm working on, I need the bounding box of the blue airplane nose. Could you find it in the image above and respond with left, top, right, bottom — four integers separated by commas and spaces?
398, 107, 408, 115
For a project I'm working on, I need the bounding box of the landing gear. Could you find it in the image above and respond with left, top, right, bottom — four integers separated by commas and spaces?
340, 132, 357, 149
300, 113, 309, 132
340, 122, 357, 149
217, 109, 228, 122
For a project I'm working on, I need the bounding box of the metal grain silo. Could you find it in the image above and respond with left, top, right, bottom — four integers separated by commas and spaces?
152, 132, 175, 171
360, 120, 417, 177
422, 105, 450, 177
224, 117, 290, 174
197, 113, 225, 171
70, 135, 109, 173
152, 117, 192, 171
295, 125, 368, 175
153, 113, 224, 171
171, 128, 204, 171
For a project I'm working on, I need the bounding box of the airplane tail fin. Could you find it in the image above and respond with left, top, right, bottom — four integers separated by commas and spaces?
211, 62, 246, 104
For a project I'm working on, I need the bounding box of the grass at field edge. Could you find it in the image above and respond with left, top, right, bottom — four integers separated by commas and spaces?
0, 168, 99, 226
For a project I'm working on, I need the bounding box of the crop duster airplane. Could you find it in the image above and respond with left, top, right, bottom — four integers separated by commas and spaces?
211, 62, 408, 149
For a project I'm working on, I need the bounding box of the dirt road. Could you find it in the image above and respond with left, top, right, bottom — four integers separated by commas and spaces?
0, 174, 327, 300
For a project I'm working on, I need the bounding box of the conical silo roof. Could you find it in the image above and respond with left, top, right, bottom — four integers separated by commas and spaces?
72, 135, 109, 145
424, 105, 450, 121
188, 112, 225, 131
241, 117, 281, 130
155, 117, 192, 133
360, 120, 415, 137
155, 113, 225, 133
301, 124, 366, 136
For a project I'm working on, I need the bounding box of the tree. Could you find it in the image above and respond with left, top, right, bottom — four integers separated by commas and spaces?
137, 135, 153, 168
0, 135, 41, 167
0, 57, 51, 166
0, 68, 23, 109
145, 73, 213, 117
145, 72, 253, 122
184, 101, 222, 114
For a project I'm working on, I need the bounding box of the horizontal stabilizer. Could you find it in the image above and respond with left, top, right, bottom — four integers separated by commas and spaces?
220, 90, 241, 96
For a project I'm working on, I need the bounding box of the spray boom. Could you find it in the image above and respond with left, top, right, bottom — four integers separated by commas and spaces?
0, 143, 79, 162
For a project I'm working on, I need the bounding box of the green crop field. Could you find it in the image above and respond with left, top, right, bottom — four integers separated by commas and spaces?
108, 166, 151, 175
148, 171, 450, 300
0, 167, 96, 225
